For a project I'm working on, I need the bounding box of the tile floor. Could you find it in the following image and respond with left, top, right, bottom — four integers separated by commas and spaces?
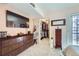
18, 38, 63, 56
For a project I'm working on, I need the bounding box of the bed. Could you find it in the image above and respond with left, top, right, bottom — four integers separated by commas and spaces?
63, 45, 79, 56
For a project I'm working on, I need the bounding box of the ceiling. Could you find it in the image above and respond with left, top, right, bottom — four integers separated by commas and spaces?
8, 3, 43, 19
36, 3, 79, 10
7, 3, 79, 19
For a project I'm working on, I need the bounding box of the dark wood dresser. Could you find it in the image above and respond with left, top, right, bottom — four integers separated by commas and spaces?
0, 34, 34, 56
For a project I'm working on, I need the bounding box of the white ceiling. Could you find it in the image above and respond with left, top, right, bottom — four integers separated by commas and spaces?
7, 3, 79, 19
8, 3, 43, 19
36, 3, 79, 10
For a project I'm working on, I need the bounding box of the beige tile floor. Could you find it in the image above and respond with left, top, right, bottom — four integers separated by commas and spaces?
18, 38, 63, 56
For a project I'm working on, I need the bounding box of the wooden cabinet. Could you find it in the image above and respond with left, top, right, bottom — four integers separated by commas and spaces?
0, 34, 34, 56
0, 41, 2, 56
55, 29, 62, 48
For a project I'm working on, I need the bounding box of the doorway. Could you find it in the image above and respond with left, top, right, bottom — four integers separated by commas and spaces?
40, 19, 49, 40
55, 29, 62, 48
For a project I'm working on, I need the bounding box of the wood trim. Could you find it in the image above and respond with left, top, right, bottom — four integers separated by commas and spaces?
51, 19, 65, 26
6, 10, 29, 21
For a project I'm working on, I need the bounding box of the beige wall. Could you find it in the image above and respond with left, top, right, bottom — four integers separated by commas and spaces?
0, 4, 34, 36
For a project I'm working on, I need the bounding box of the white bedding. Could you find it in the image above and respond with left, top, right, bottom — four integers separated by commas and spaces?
63, 45, 79, 56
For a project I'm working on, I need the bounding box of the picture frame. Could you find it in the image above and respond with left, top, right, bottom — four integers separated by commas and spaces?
51, 19, 65, 26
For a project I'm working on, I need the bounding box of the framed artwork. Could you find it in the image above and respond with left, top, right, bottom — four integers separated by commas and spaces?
51, 19, 65, 26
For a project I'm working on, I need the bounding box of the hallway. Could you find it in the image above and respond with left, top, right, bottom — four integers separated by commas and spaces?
18, 39, 63, 56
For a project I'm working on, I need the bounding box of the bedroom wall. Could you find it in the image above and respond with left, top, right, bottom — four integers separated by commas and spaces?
0, 4, 34, 36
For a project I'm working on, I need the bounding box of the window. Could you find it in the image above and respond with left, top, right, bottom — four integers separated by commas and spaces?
72, 15, 79, 45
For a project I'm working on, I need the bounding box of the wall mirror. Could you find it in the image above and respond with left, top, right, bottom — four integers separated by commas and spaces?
6, 10, 29, 28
